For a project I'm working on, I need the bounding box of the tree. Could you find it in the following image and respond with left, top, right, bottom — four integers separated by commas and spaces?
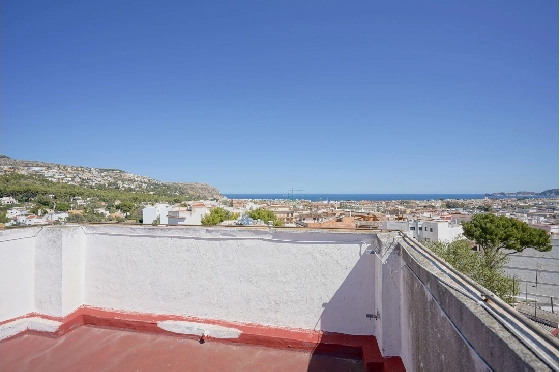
118, 201, 135, 216
427, 239, 519, 303
462, 213, 551, 269
477, 205, 493, 212
56, 202, 71, 212
35, 196, 54, 209
444, 200, 466, 209
201, 207, 235, 225
66, 213, 85, 223
246, 208, 283, 226
0, 212, 10, 224
29, 205, 42, 215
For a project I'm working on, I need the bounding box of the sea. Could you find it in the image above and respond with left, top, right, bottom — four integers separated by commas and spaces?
223, 194, 551, 202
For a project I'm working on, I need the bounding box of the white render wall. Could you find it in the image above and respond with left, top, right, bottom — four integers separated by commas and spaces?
142, 204, 171, 225
0, 228, 37, 321
83, 226, 380, 334
34, 226, 85, 317
0, 225, 391, 337
167, 208, 208, 225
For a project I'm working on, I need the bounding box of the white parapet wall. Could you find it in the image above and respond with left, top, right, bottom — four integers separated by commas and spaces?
0, 227, 38, 321
82, 225, 382, 335
0, 225, 390, 337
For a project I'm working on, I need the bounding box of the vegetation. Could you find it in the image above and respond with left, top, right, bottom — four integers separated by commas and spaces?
462, 213, 551, 269
66, 208, 107, 223
56, 202, 71, 211
0, 210, 10, 224
0, 173, 193, 206
476, 204, 493, 212
246, 208, 283, 226
201, 207, 237, 225
444, 200, 466, 209
116, 201, 135, 216
427, 239, 519, 303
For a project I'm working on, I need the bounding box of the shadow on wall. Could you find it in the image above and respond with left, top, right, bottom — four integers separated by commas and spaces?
306, 242, 405, 372
306, 243, 375, 371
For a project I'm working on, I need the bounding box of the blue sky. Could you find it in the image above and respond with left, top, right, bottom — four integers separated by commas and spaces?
2, 0, 558, 193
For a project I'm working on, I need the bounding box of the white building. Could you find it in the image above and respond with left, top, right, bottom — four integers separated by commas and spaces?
0, 197, 17, 205
381, 219, 464, 242
42, 212, 69, 223
142, 204, 172, 225
6, 207, 26, 219
18, 215, 46, 226
167, 203, 209, 226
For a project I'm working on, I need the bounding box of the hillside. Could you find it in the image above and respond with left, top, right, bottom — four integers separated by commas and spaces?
538, 189, 559, 197
485, 189, 558, 197
164, 182, 222, 200
0, 155, 223, 200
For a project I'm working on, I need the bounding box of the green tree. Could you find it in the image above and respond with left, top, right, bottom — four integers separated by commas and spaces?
118, 201, 135, 216
247, 208, 283, 226
29, 205, 42, 215
427, 239, 519, 303
35, 196, 54, 209
0, 212, 10, 224
56, 202, 71, 212
201, 207, 234, 225
444, 200, 466, 209
462, 214, 551, 269
477, 204, 493, 212
66, 213, 85, 223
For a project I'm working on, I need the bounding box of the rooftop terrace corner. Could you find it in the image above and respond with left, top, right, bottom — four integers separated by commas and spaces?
0, 225, 558, 371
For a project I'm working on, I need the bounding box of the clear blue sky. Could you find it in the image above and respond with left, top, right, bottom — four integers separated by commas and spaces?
2, 0, 558, 193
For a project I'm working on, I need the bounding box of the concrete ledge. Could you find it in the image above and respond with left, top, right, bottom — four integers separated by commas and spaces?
401, 241, 551, 371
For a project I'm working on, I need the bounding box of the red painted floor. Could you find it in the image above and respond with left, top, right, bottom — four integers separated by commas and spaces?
0, 326, 365, 372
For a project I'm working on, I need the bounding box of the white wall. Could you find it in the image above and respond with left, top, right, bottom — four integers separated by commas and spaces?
0, 228, 37, 321
34, 226, 85, 317
83, 226, 379, 334
142, 204, 171, 225
437, 223, 463, 242
382, 220, 463, 242
142, 207, 157, 225
167, 208, 208, 225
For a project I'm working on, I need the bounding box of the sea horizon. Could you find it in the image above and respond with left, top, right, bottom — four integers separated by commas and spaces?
222, 193, 552, 202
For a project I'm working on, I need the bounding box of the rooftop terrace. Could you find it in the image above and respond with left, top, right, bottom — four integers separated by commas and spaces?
0, 225, 558, 371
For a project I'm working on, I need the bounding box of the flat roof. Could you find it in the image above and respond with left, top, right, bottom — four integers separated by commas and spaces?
0, 326, 365, 372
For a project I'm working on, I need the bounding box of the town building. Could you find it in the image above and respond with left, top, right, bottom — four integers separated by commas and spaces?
167, 203, 209, 225
0, 197, 17, 205
142, 204, 172, 225
381, 219, 464, 242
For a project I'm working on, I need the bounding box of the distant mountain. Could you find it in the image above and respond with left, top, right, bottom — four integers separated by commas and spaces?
0, 155, 223, 200
164, 182, 222, 200
538, 189, 559, 197
485, 189, 558, 197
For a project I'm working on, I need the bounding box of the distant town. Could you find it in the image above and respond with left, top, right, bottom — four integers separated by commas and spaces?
1, 156, 558, 244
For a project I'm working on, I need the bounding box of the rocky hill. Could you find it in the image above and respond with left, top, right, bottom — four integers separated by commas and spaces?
0, 155, 223, 200
538, 189, 559, 197
164, 182, 222, 200
485, 189, 558, 197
